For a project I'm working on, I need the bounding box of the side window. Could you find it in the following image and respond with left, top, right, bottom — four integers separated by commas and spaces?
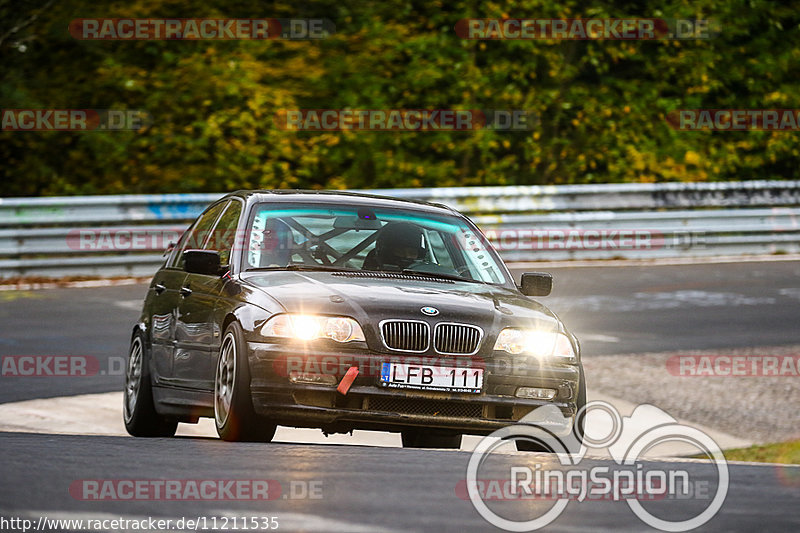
204, 200, 242, 266
169, 201, 227, 269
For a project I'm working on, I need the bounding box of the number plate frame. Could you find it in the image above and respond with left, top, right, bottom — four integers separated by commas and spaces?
379, 362, 483, 394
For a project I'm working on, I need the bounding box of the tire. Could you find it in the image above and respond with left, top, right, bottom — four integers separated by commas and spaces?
123, 331, 178, 437
401, 429, 462, 449
215, 322, 276, 442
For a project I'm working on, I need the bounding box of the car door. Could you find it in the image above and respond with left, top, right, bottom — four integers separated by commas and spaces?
167, 200, 228, 388
173, 199, 243, 390
146, 265, 187, 383
148, 201, 228, 384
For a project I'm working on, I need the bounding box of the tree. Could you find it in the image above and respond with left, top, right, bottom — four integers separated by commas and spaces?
2, 0, 799, 196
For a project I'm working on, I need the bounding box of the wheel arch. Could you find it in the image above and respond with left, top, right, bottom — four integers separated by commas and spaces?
131, 322, 146, 341
129, 322, 159, 382
218, 308, 257, 377
222, 313, 238, 335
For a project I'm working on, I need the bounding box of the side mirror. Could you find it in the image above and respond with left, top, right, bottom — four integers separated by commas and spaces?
183, 249, 224, 276
519, 272, 552, 297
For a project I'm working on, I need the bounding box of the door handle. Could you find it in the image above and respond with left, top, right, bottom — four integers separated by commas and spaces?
179, 286, 192, 297
154, 283, 166, 294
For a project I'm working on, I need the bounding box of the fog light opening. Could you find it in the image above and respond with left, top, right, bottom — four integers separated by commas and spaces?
288, 372, 338, 386
515, 387, 557, 400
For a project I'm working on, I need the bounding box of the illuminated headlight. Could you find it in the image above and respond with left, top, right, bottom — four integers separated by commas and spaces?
262, 314, 366, 343
493, 328, 576, 359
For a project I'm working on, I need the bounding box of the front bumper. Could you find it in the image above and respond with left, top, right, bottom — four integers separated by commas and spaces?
247, 341, 583, 436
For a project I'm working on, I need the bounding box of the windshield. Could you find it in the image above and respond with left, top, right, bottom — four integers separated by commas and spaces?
242, 202, 512, 286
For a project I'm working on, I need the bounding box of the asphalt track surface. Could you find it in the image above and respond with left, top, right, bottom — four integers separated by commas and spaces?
1, 260, 799, 531
1, 431, 798, 532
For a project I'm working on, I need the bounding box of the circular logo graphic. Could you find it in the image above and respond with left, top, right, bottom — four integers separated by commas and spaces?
465, 401, 729, 532
420, 306, 439, 316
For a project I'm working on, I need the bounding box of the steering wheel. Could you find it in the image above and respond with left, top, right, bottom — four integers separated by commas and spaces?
404, 259, 435, 270
406, 260, 468, 278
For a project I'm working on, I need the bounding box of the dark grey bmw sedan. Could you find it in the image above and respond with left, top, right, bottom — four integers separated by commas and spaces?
123, 190, 585, 449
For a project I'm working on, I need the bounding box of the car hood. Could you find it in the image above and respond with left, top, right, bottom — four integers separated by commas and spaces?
240, 271, 562, 333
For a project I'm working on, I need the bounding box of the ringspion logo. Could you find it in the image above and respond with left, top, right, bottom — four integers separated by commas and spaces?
466, 402, 728, 531
455, 477, 713, 502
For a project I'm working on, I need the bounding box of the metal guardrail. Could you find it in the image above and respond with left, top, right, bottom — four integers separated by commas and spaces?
374, 180, 800, 213
1, 181, 799, 278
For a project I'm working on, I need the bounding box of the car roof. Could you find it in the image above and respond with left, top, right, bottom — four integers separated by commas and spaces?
222, 189, 458, 216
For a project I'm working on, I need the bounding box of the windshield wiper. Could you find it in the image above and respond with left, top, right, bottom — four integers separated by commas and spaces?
400, 269, 486, 284
247, 264, 359, 273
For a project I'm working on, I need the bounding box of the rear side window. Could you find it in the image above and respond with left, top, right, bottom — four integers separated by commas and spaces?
169, 201, 228, 269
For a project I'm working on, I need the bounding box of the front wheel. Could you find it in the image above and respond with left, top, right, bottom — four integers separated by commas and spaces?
215, 322, 276, 442
123, 332, 178, 437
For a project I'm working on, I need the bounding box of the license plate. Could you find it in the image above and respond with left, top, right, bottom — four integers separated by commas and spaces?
380, 363, 483, 393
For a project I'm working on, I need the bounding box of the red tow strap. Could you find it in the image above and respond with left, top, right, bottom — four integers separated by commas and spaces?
337, 366, 359, 395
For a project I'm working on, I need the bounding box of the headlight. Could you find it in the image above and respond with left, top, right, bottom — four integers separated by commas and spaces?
493, 328, 576, 359
262, 314, 366, 343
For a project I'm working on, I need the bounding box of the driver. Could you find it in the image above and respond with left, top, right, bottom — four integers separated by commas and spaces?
363, 221, 427, 271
